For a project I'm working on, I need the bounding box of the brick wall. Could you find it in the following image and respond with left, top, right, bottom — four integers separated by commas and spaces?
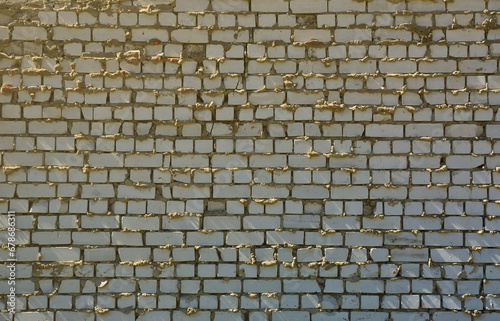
1, 0, 500, 320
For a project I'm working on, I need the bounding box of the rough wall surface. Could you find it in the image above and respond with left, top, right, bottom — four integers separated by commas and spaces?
1, 0, 500, 320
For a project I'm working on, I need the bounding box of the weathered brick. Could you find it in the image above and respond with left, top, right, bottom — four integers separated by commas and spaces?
88, 153, 124, 167
93, 28, 126, 41
2, 2, 498, 317
226, 232, 264, 245
212, 0, 249, 11
251, 0, 289, 12
4, 152, 43, 166
294, 30, 331, 43
117, 185, 155, 199
131, 28, 169, 41
53, 27, 91, 41
171, 30, 209, 43
204, 280, 241, 293
12, 26, 47, 40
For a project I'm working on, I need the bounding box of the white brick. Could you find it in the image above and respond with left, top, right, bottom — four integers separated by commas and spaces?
29, 121, 67, 134
446, 156, 484, 169
391, 248, 428, 262
13, 26, 47, 40
445, 124, 483, 137
98, 279, 136, 293
305, 232, 342, 245
132, 28, 169, 41
344, 92, 381, 105
447, 0, 484, 11
284, 279, 320, 293
335, 29, 371, 42
419, 61, 457, 73
406, 124, 444, 137
212, 0, 249, 11
163, 216, 200, 230
89, 153, 124, 167
379, 61, 417, 73
370, 186, 407, 199
17, 184, 56, 198
2, 2, 498, 316
252, 185, 289, 198
4, 152, 43, 166
368, 0, 405, 11
346, 280, 384, 293
93, 28, 125, 41
53, 27, 91, 41
473, 249, 500, 263
146, 232, 183, 245
171, 30, 209, 43
339, 60, 376, 73
212, 155, 247, 168
204, 216, 241, 230
244, 216, 280, 229
172, 311, 211, 321
291, 0, 327, 13
431, 249, 470, 263
292, 186, 329, 199
366, 124, 403, 137
266, 231, 304, 245
204, 280, 241, 293
13, 312, 54, 321
174, 0, 209, 11
187, 232, 224, 245
226, 232, 264, 245
294, 30, 331, 43
123, 217, 159, 230
254, 29, 291, 42
172, 185, 210, 198
125, 154, 163, 167
251, 0, 289, 12
56, 312, 94, 321
447, 29, 484, 42
117, 185, 155, 199
214, 185, 251, 198
41, 247, 80, 262
331, 186, 368, 199
369, 156, 407, 169
45, 152, 84, 166
329, 0, 365, 12
171, 155, 209, 168
81, 184, 115, 198
408, 0, 445, 11
249, 92, 286, 105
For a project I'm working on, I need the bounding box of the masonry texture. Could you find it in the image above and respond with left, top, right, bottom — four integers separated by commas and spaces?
0, 0, 500, 320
